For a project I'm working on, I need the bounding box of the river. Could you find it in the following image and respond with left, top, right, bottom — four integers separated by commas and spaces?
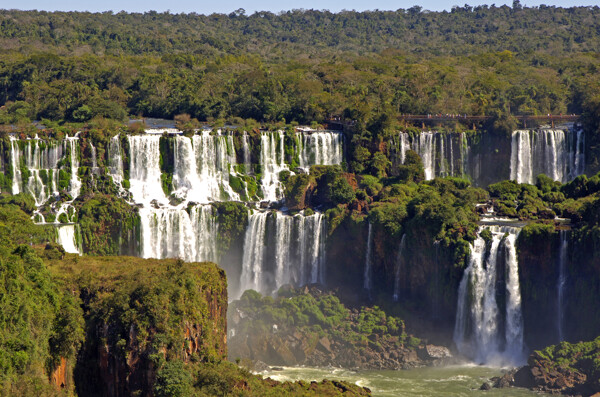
259, 365, 546, 396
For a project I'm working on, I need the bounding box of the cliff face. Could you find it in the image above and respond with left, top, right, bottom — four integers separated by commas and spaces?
46, 256, 228, 397
518, 225, 600, 350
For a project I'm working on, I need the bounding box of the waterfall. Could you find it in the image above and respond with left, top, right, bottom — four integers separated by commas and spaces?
242, 131, 252, 173
557, 230, 568, 342
510, 129, 584, 184
239, 210, 327, 297
364, 223, 373, 291
504, 231, 524, 360
393, 234, 406, 301
108, 135, 125, 189
454, 225, 525, 365
296, 131, 344, 170
418, 132, 436, 180
66, 136, 81, 199
240, 211, 269, 296
139, 204, 217, 262
11, 136, 63, 205
89, 141, 98, 170
397, 132, 464, 180
128, 135, 167, 205
398, 133, 410, 164
56, 224, 81, 255
171, 133, 239, 203
260, 131, 287, 202
10, 137, 21, 194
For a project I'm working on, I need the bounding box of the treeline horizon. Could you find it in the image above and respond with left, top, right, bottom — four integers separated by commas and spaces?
1, 3, 600, 153
1, 3, 600, 57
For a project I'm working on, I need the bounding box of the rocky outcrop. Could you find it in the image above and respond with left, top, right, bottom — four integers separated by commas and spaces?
230, 329, 452, 370
486, 337, 600, 396
228, 287, 454, 370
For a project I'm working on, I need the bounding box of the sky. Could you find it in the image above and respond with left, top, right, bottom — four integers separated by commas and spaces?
0, 0, 597, 14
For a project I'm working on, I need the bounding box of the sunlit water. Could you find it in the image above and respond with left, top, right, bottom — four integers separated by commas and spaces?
259, 365, 547, 396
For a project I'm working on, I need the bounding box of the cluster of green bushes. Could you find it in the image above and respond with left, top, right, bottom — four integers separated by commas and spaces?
489, 172, 600, 222
535, 336, 600, 381
230, 288, 407, 348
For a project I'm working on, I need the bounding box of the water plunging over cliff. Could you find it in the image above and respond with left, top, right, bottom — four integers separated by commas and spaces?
11, 136, 64, 205
171, 133, 239, 203
56, 224, 81, 255
396, 132, 468, 180
296, 131, 343, 170
66, 136, 81, 199
510, 129, 584, 184
557, 230, 568, 342
139, 204, 217, 262
393, 234, 406, 301
454, 225, 525, 365
364, 223, 373, 291
260, 131, 287, 202
239, 210, 326, 297
108, 135, 125, 192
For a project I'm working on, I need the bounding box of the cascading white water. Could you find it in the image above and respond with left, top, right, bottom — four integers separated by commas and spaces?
171, 133, 239, 203
397, 132, 465, 180
108, 135, 125, 190
11, 136, 63, 205
240, 211, 269, 296
296, 131, 343, 170
139, 204, 217, 262
364, 223, 373, 291
239, 210, 326, 297
418, 132, 436, 180
10, 137, 21, 195
56, 224, 81, 255
66, 136, 81, 199
128, 135, 167, 205
260, 131, 287, 202
393, 234, 406, 301
454, 225, 525, 365
510, 129, 584, 184
242, 131, 252, 173
557, 230, 568, 342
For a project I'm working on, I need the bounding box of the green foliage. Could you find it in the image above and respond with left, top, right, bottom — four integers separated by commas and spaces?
330, 177, 355, 205
212, 202, 249, 254
0, 206, 83, 392
283, 173, 310, 210
76, 194, 139, 255
154, 361, 194, 397
231, 288, 406, 351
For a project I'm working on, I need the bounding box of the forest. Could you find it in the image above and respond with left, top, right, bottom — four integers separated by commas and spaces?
2, 4, 600, 396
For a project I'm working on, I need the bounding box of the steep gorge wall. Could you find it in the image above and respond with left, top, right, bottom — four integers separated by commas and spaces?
44, 256, 228, 397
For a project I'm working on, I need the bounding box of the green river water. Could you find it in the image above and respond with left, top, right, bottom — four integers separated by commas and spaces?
260, 365, 548, 396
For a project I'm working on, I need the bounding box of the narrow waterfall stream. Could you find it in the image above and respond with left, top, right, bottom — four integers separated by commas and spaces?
557, 230, 568, 342
454, 226, 525, 365
364, 222, 373, 292
393, 234, 406, 302
56, 224, 81, 255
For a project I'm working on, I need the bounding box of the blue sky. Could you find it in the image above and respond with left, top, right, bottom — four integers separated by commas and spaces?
0, 0, 596, 14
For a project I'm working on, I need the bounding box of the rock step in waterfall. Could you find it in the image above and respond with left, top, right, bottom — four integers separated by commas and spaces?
454, 225, 525, 366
